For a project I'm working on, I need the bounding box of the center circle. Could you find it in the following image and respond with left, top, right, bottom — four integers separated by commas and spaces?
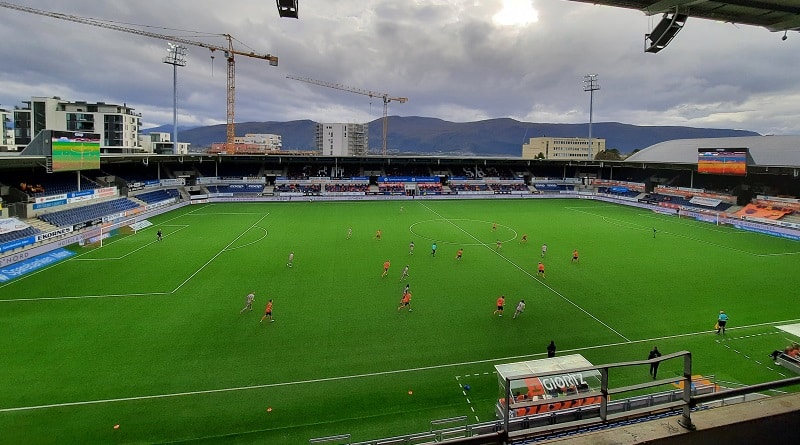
408, 219, 517, 246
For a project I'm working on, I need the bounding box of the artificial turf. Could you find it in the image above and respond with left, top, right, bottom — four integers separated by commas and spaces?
1, 198, 798, 444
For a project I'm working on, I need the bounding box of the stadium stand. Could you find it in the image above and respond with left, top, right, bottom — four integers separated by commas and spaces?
37, 198, 139, 227
0, 226, 40, 244
378, 183, 405, 195
274, 183, 321, 195
206, 184, 265, 195
134, 189, 180, 204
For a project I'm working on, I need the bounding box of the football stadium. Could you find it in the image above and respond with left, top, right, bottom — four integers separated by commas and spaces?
1, 138, 800, 444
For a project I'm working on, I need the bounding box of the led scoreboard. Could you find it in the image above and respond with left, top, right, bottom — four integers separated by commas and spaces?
697, 147, 748, 176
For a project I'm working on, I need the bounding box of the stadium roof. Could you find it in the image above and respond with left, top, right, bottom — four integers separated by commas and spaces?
626, 135, 800, 167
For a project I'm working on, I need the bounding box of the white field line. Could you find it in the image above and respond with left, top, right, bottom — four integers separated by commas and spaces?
0, 209, 268, 302
222, 227, 268, 252
419, 202, 631, 342
0, 206, 210, 290
568, 207, 800, 257
4, 317, 798, 414
409, 218, 518, 246
169, 213, 270, 294
73, 225, 190, 261
1, 292, 172, 302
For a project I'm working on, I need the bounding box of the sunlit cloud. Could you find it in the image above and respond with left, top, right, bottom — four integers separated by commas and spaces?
492, 0, 539, 27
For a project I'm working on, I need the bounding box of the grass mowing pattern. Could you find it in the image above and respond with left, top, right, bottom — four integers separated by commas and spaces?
1, 199, 799, 444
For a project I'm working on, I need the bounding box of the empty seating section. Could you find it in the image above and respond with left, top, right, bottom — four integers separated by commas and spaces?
207, 184, 265, 194
325, 184, 369, 193
0, 226, 40, 244
490, 183, 528, 193
533, 183, 574, 192
597, 187, 641, 198
38, 198, 139, 227
135, 189, 180, 204
15, 174, 101, 198
418, 183, 443, 195
378, 183, 405, 195
274, 184, 321, 194
642, 193, 732, 211
450, 183, 492, 192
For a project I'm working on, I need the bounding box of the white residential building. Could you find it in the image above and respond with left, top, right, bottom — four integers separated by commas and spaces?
11, 96, 142, 152
316, 123, 368, 156
138, 132, 189, 154
522, 136, 605, 161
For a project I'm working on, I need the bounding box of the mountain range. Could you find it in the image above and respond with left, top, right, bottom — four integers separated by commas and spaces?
143, 117, 760, 156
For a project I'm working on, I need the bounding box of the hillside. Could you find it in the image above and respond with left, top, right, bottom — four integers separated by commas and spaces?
153, 117, 760, 156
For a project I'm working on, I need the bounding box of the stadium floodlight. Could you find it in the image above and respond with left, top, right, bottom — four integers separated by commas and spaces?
583, 74, 600, 161
163, 43, 187, 154
276, 0, 299, 18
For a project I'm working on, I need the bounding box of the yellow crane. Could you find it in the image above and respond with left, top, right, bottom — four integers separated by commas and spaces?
0, 1, 278, 151
286, 75, 407, 156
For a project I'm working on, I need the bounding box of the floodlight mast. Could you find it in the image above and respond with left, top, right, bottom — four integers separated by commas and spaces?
0, 1, 279, 151
583, 74, 600, 161
163, 44, 187, 154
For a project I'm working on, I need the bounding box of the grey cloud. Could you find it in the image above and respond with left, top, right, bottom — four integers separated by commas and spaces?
0, 0, 798, 136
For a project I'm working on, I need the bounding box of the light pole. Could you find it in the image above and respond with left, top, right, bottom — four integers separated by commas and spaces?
163, 43, 187, 154
583, 74, 600, 161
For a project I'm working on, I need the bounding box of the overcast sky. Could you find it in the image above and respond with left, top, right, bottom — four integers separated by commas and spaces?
1, 0, 798, 136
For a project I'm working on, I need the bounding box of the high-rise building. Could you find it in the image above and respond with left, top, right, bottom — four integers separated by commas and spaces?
316, 123, 368, 156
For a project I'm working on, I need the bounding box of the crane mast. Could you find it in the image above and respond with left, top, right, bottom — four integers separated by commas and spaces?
0, 1, 278, 151
286, 75, 407, 156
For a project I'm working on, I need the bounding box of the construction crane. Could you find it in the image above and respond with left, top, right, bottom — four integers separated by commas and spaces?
0, 1, 278, 152
286, 75, 407, 156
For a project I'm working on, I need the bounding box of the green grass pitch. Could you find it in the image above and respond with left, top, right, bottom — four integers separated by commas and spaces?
1, 198, 799, 444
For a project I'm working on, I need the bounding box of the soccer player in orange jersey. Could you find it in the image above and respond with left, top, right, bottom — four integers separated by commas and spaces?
572, 249, 579, 263
397, 291, 412, 312
382, 260, 391, 278
456, 248, 463, 261
537, 262, 546, 278
259, 299, 274, 323
375, 229, 382, 240
493, 295, 505, 316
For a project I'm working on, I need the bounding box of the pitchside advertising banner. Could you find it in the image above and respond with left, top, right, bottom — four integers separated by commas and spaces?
32, 187, 118, 210
0, 226, 75, 253
378, 176, 439, 183
0, 248, 75, 282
